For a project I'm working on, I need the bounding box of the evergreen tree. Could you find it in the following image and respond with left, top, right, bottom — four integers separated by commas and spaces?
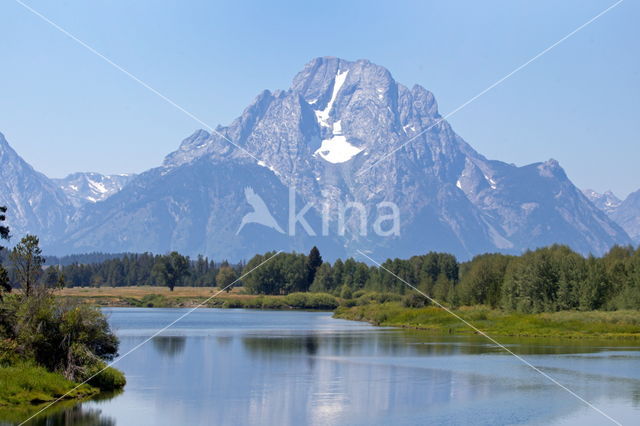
0, 206, 10, 298
305, 246, 323, 290
310, 263, 333, 292
10, 235, 45, 297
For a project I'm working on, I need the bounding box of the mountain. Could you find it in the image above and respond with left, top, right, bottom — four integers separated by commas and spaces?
0, 132, 73, 244
583, 189, 622, 215
53, 172, 135, 207
50, 57, 631, 260
611, 190, 640, 244
586, 189, 640, 244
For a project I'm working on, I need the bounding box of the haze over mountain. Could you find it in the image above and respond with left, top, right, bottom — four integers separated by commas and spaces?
0, 58, 634, 260
52, 172, 135, 207
586, 189, 640, 244
53, 172, 136, 208
582, 189, 622, 215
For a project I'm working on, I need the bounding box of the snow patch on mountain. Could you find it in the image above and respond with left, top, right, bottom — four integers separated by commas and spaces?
586, 188, 640, 243
54, 172, 135, 207
314, 119, 363, 163
314, 70, 348, 128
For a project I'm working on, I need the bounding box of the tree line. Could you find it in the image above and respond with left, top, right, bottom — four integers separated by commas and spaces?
3, 251, 244, 291
240, 245, 640, 313
1, 229, 639, 313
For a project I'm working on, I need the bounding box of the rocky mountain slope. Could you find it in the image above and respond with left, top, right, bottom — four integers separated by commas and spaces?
0, 132, 73, 244
586, 189, 640, 244
583, 189, 622, 215
0, 58, 633, 259
54, 57, 631, 260
53, 172, 135, 207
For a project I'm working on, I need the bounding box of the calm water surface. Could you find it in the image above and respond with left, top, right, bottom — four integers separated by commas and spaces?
19, 308, 640, 425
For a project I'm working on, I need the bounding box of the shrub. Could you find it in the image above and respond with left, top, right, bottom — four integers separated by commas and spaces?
139, 294, 168, 308
352, 290, 367, 299
340, 299, 356, 308
402, 293, 428, 308
2, 294, 121, 387
340, 285, 353, 300
356, 292, 401, 305
0, 339, 19, 366
223, 299, 245, 309
283, 293, 308, 308
306, 293, 339, 310
283, 293, 339, 310
87, 365, 126, 391
261, 298, 287, 309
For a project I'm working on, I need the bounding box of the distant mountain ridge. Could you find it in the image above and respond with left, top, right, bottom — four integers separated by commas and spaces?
585, 189, 640, 244
53, 172, 136, 207
0, 57, 634, 259
582, 189, 622, 215
0, 132, 72, 244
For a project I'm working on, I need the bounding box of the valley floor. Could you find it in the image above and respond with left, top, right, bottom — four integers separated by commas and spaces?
57, 286, 339, 310
58, 287, 640, 339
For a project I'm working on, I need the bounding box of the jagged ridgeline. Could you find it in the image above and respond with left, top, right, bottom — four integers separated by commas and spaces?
0, 57, 635, 261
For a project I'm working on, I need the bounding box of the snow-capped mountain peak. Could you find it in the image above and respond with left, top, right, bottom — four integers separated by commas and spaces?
54, 172, 136, 207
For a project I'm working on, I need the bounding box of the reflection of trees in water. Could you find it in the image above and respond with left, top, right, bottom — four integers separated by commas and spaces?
242, 335, 319, 357
152, 335, 187, 357
630, 383, 640, 407
24, 405, 115, 426
216, 335, 233, 345
242, 330, 630, 360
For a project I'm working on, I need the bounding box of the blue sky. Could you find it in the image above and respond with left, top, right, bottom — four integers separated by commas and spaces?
1, 0, 638, 197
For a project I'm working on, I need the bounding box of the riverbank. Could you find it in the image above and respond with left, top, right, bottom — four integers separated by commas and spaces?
58, 287, 640, 339
334, 303, 640, 339
0, 291, 127, 422
0, 362, 98, 416
58, 286, 340, 310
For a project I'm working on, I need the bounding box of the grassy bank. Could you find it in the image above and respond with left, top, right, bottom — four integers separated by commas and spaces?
0, 291, 126, 421
58, 287, 340, 310
0, 362, 97, 407
58, 287, 640, 339
334, 303, 640, 339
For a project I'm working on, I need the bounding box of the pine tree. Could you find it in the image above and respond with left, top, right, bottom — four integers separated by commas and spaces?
305, 246, 323, 290
0, 206, 10, 298
10, 235, 45, 297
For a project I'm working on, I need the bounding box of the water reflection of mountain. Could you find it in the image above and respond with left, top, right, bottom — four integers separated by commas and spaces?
152, 336, 187, 358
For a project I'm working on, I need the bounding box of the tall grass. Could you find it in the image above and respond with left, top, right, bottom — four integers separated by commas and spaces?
334, 303, 640, 339
0, 362, 97, 406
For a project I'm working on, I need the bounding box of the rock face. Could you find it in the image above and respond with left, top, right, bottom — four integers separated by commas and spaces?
611, 190, 640, 244
587, 189, 640, 244
0, 57, 633, 259
583, 189, 622, 215
0, 132, 73, 244
54, 172, 135, 207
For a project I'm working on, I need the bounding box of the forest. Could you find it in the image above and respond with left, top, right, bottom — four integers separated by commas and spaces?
4, 243, 639, 314
241, 245, 640, 312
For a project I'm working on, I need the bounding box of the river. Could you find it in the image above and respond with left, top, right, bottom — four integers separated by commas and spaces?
17, 308, 640, 425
